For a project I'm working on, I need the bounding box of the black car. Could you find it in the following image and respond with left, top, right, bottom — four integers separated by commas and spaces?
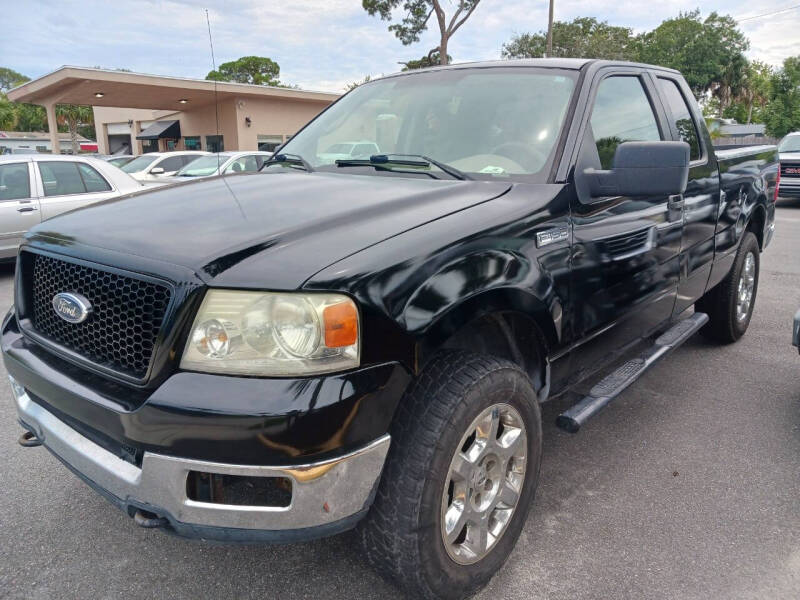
4, 59, 778, 600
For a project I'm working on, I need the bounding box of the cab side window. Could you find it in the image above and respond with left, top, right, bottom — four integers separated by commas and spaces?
657, 78, 702, 161
590, 76, 662, 169
0, 163, 31, 200
158, 156, 185, 173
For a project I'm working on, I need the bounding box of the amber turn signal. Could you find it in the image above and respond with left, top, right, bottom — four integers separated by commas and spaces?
323, 301, 358, 347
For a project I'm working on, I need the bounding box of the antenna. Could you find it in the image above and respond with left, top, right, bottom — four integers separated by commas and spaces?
206, 9, 221, 173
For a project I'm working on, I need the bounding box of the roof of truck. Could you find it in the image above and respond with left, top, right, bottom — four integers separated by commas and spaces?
375, 58, 681, 82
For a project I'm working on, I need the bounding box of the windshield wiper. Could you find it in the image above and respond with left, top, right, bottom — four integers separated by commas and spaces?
262, 153, 314, 172
335, 154, 472, 180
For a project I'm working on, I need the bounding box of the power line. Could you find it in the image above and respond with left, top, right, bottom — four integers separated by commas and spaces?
736, 4, 800, 22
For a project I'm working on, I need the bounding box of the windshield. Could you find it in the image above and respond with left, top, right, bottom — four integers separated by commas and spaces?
121, 155, 158, 173
176, 155, 229, 177
779, 135, 800, 153
278, 67, 577, 181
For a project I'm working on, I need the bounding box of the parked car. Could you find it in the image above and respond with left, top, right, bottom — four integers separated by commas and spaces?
102, 155, 136, 168
3, 59, 778, 600
120, 151, 209, 182
777, 131, 800, 199
317, 140, 380, 161
0, 154, 142, 261
166, 151, 273, 180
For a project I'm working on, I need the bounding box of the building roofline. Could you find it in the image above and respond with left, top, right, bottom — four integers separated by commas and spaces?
7, 65, 340, 104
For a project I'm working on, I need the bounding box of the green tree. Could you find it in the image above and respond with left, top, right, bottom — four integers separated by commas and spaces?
362, 0, 482, 66
763, 56, 800, 138
0, 67, 29, 93
400, 50, 451, 70
502, 17, 635, 60
206, 56, 282, 86
13, 103, 47, 131
634, 10, 749, 100
0, 93, 16, 129
736, 60, 773, 124
56, 105, 93, 154
345, 75, 373, 91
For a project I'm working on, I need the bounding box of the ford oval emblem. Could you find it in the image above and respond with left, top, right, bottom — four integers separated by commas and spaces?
52, 292, 93, 324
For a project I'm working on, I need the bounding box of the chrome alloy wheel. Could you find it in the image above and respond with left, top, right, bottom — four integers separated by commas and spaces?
441, 403, 527, 565
736, 252, 756, 322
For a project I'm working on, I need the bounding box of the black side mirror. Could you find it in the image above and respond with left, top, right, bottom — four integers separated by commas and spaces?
584, 141, 690, 198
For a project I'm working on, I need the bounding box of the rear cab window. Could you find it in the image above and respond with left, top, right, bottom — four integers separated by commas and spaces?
657, 77, 702, 162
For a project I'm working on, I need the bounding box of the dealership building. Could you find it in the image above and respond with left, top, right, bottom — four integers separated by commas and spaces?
6, 66, 339, 155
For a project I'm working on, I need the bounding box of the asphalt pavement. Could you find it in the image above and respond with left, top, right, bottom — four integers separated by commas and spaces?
1, 205, 799, 600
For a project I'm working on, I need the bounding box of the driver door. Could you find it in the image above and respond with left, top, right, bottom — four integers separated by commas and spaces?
567, 70, 682, 382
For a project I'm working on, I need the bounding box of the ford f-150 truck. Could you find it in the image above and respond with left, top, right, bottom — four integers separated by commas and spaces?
3, 59, 778, 599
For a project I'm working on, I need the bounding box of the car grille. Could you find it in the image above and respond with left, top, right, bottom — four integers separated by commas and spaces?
780, 162, 800, 177
27, 253, 172, 379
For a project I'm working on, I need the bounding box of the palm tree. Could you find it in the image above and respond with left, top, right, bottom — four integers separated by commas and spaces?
56, 104, 93, 154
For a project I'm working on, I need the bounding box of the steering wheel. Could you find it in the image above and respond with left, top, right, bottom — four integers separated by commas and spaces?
490, 142, 547, 172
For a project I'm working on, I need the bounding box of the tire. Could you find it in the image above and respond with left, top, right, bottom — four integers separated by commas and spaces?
696, 231, 760, 343
359, 351, 542, 600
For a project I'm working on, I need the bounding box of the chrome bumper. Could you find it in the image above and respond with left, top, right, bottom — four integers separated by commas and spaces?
11, 377, 390, 536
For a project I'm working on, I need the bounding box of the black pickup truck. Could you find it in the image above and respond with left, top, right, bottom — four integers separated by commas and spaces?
4, 59, 778, 599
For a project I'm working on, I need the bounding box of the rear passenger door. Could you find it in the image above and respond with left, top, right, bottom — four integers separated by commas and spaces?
568, 69, 682, 379
36, 161, 116, 220
653, 74, 721, 314
0, 161, 41, 259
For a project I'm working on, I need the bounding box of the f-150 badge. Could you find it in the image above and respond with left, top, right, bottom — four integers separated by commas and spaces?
536, 227, 569, 248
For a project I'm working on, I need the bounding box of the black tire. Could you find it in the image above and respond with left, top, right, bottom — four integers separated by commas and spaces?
696, 231, 760, 343
358, 351, 542, 600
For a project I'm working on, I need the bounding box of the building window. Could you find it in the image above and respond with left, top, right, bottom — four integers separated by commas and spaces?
205, 135, 224, 152
36, 146, 47, 153
184, 136, 201, 150
166, 139, 177, 151
257, 134, 283, 152
142, 139, 159, 153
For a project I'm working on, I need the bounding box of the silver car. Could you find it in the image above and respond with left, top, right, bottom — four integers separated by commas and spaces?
0, 154, 143, 260
167, 151, 273, 181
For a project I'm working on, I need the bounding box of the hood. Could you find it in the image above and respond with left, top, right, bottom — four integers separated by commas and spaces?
27, 171, 511, 289
779, 151, 800, 162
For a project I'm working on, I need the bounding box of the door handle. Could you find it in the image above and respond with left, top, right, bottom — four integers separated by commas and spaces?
17, 206, 37, 213
668, 194, 684, 208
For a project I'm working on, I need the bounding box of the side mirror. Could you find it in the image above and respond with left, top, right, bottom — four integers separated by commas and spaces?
584, 141, 690, 198
150, 167, 165, 175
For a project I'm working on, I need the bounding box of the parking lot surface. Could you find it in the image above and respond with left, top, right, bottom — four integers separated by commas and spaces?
1, 205, 799, 600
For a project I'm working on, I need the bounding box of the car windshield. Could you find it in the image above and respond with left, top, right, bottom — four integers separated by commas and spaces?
778, 136, 800, 152
278, 67, 578, 181
176, 155, 229, 177
121, 155, 158, 173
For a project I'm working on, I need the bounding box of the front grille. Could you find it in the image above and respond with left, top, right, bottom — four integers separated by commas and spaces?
28, 253, 172, 379
781, 162, 800, 177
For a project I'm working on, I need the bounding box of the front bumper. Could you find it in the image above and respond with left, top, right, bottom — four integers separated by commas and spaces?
13, 380, 390, 542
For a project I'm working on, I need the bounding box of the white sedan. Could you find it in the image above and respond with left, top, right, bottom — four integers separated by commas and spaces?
166, 151, 273, 181
0, 154, 143, 260
119, 151, 210, 182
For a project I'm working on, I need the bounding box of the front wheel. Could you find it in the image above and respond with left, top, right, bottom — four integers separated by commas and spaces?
696, 231, 760, 343
359, 351, 542, 600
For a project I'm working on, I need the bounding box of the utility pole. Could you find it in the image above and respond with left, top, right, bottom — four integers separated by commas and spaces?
546, 0, 554, 57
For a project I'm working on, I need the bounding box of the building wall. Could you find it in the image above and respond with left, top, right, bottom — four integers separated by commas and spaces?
93, 96, 331, 154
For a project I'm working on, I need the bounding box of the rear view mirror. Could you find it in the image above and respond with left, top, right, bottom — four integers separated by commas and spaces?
584, 141, 690, 198
150, 167, 165, 175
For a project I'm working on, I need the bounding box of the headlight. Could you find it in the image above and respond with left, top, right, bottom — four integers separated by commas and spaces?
180, 290, 359, 376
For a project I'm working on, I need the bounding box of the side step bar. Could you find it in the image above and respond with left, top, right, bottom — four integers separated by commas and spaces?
556, 312, 709, 433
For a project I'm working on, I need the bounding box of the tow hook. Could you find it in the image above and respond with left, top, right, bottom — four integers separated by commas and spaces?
133, 509, 169, 529
18, 430, 42, 447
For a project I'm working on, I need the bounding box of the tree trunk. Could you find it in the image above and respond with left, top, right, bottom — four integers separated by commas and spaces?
440, 35, 449, 65
546, 0, 554, 57
69, 117, 79, 154
746, 101, 753, 124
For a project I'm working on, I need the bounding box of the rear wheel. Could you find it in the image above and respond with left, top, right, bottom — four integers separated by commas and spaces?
696, 231, 760, 343
359, 351, 542, 600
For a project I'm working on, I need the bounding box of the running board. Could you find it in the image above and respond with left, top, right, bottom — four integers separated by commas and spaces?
556, 312, 709, 433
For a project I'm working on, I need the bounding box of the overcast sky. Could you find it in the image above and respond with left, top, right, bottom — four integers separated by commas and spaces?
1, 0, 798, 93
